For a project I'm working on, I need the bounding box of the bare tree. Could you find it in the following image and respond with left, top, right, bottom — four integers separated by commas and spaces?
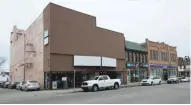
0, 57, 6, 69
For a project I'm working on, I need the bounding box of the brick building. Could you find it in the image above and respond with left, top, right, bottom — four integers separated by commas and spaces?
178, 56, 190, 77
125, 41, 148, 83
145, 39, 178, 80
10, 3, 126, 90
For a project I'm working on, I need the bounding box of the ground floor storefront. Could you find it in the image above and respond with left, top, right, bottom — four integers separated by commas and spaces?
44, 69, 126, 90
126, 63, 149, 83
179, 71, 190, 77
150, 64, 178, 81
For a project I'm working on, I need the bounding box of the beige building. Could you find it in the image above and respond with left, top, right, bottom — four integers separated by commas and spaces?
10, 13, 44, 86
145, 39, 178, 80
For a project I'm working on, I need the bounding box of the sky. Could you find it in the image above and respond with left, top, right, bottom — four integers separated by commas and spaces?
0, 0, 190, 70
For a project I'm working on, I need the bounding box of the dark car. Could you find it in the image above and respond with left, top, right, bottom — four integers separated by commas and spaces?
167, 76, 179, 84
3, 82, 10, 88
8, 82, 20, 89
0, 82, 6, 88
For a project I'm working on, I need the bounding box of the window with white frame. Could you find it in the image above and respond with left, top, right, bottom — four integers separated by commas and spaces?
44, 30, 49, 45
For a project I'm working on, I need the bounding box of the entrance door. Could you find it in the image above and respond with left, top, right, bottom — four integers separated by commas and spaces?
163, 69, 168, 80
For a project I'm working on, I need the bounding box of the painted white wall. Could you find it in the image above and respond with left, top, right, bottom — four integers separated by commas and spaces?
74, 55, 101, 66
74, 55, 117, 67
102, 57, 116, 67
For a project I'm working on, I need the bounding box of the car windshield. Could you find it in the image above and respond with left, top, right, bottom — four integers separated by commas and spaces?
29, 81, 38, 83
90, 76, 99, 80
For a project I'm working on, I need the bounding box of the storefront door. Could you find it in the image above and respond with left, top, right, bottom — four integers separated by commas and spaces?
163, 69, 168, 80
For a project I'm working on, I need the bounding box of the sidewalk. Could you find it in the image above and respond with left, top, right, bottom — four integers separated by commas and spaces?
39, 88, 83, 94
121, 81, 167, 88
35, 81, 168, 95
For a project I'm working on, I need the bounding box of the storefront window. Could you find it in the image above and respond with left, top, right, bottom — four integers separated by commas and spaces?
127, 69, 131, 83
130, 70, 136, 82
139, 69, 147, 81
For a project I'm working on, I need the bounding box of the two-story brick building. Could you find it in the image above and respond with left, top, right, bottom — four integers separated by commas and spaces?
145, 39, 178, 80
10, 3, 126, 90
125, 41, 148, 83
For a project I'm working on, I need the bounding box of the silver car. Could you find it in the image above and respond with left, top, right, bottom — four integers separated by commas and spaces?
21, 81, 40, 91
16, 81, 25, 90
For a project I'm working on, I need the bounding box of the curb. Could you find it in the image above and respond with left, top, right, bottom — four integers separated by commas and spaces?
38, 82, 169, 94
120, 82, 167, 88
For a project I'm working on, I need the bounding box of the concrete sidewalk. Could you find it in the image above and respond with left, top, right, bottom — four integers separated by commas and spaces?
121, 81, 167, 88
33, 81, 168, 94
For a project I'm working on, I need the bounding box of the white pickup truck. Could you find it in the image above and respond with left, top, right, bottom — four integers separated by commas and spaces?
81, 75, 121, 92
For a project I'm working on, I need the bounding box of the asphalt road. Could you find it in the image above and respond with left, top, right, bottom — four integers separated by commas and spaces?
0, 82, 190, 104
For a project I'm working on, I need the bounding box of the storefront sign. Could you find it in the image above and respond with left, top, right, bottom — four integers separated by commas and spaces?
143, 64, 148, 67
150, 64, 178, 69
127, 64, 136, 67
62, 77, 67, 81
52, 81, 57, 89
127, 63, 148, 68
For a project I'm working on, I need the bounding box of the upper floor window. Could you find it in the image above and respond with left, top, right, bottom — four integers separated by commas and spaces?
155, 51, 158, 60
150, 50, 158, 60
136, 53, 140, 62
170, 54, 176, 62
126, 52, 129, 62
143, 54, 146, 63
133, 52, 136, 62
140, 54, 143, 63
44, 30, 49, 45
161, 52, 163, 61
129, 52, 132, 62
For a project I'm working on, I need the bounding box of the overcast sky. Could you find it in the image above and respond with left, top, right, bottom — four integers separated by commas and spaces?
0, 0, 190, 70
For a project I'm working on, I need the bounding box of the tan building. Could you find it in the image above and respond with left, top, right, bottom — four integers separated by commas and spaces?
145, 39, 178, 80
10, 3, 126, 89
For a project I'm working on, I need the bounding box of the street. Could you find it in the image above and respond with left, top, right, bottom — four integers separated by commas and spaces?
0, 82, 190, 104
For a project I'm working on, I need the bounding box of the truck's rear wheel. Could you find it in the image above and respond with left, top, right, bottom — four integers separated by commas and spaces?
114, 83, 119, 89
92, 85, 98, 92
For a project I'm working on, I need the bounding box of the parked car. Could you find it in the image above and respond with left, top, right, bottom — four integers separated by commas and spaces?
140, 76, 162, 86
167, 76, 179, 84
8, 82, 20, 89
180, 77, 190, 82
0, 82, 6, 88
81, 75, 121, 92
179, 76, 184, 81
20, 80, 40, 91
16, 81, 26, 90
3, 82, 10, 88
